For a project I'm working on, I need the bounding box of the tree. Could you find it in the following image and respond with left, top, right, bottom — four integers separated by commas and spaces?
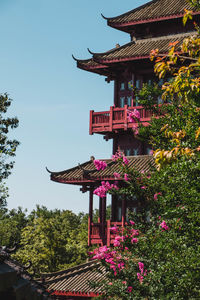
0, 93, 19, 209
0, 207, 27, 247
89, 12, 200, 300
13, 206, 88, 276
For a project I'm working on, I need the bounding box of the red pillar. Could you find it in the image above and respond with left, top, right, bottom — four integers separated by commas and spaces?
111, 195, 116, 221
99, 197, 102, 223
101, 196, 107, 245
88, 189, 93, 246
122, 197, 126, 227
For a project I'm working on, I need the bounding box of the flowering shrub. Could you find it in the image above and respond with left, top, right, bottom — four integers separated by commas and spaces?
93, 181, 118, 198
94, 159, 107, 171
127, 109, 141, 123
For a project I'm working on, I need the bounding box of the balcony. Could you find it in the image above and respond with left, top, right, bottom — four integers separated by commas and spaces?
89, 105, 153, 135
89, 219, 127, 246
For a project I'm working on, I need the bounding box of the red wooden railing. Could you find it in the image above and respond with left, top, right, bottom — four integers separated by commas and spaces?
89, 220, 126, 246
89, 105, 153, 135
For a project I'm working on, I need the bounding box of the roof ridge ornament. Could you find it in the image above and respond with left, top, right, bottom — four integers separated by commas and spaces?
87, 48, 95, 55
72, 54, 79, 61
46, 167, 52, 174
101, 13, 109, 20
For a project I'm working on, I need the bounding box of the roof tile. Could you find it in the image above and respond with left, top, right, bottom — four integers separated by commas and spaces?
107, 0, 197, 26
49, 155, 155, 184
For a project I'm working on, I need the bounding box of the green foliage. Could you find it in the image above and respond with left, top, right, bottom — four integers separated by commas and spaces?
0, 93, 19, 209
0, 207, 27, 247
12, 206, 88, 276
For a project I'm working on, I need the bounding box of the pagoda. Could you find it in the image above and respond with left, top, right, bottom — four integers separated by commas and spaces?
48, 0, 200, 248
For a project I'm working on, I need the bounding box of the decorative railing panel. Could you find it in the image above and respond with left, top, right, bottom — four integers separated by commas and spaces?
89, 220, 125, 246
89, 105, 154, 135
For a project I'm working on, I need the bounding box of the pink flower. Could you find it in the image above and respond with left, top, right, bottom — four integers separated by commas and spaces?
141, 186, 146, 189
137, 273, 144, 284
127, 109, 140, 122
138, 262, 144, 273
93, 181, 118, 197
94, 159, 107, 171
110, 226, 118, 233
108, 282, 113, 285
124, 173, 129, 181
123, 156, 129, 165
154, 192, 162, 200
111, 151, 123, 161
132, 123, 139, 135
122, 281, 127, 285
131, 229, 139, 236
141, 170, 145, 174
113, 240, 121, 247
129, 220, 135, 226
113, 172, 120, 179
160, 220, 169, 231
131, 238, 138, 244
127, 286, 133, 293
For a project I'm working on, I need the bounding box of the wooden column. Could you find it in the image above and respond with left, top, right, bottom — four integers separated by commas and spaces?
101, 196, 106, 245
99, 197, 102, 223
88, 189, 93, 246
122, 197, 126, 227
111, 195, 116, 221
109, 106, 113, 132
89, 110, 94, 135
124, 104, 128, 131
131, 73, 135, 107
114, 79, 118, 106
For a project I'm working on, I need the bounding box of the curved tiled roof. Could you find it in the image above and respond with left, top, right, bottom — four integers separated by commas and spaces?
0, 246, 50, 299
92, 32, 194, 63
41, 260, 106, 298
48, 155, 155, 185
72, 56, 110, 75
75, 32, 195, 74
105, 0, 199, 27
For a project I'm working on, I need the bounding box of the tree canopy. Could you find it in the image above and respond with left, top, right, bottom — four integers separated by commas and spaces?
0, 93, 19, 209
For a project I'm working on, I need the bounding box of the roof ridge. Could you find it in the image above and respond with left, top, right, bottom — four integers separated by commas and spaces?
47, 159, 92, 175
41, 260, 99, 277
93, 40, 135, 57
104, 0, 157, 21
135, 31, 196, 43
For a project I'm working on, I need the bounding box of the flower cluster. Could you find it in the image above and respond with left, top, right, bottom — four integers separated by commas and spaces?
111, 151, 129, 165
160, 220, 169, 231
94, 159, 107, 171
132, 123, 139, 136
89, 245, 125, 276
154, 192, 162, 200
137, 262, 147, 284
127, 109, 141, 123
123, 156, 129, 165
124, 173, 129, 181
127, 109, 140, 136
111, 150, 123, 161
113, 172, 121, 179
93, 181, 118, 198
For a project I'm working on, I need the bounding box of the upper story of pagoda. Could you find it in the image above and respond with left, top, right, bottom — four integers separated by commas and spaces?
103, 0, 199, 39
73, 0, 200, 138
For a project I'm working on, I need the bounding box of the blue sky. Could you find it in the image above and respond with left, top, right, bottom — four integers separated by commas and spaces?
1, 0, 147, 213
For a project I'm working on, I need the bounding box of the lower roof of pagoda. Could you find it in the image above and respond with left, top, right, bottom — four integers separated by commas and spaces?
75, 31, 195, 76
40, 260, 105, 298
47, 155, 155, 185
